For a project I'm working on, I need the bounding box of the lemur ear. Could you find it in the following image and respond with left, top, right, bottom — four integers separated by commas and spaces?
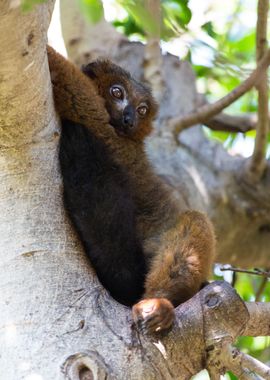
82, 62, 99, 79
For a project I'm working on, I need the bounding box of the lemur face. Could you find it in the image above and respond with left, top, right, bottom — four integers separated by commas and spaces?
105, 82, 151, 137
82, 60, 158, 140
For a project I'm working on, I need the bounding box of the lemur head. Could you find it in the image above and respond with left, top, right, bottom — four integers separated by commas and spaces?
82, 60, 158, 140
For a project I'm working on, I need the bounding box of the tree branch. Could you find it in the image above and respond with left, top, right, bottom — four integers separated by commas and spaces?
200, 281, 270, 377
206, 341, 270, 379
60, 0, 125, 66
169, 48, 270, 137
243, 302, 270, 336
143, 0, 164, 101
204, 112, 257, 133
0, 0, 55, 145
226, 350, 264, 380
195, 94, 258, 133
196, 93, 258, 133
246, 0, 269, 183
229, 348, 270, 380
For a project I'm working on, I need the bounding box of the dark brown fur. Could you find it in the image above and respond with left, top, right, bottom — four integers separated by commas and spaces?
47, 46, 216, 334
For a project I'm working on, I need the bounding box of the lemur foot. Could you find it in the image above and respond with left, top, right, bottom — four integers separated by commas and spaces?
132, 298, 174, 335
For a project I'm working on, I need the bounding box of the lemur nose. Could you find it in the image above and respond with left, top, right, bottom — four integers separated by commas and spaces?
123, 114, 134, 127
123, 105, 135, 128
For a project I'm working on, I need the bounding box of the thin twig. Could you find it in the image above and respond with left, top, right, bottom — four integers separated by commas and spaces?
223, 346, 262, 380
220, 266, 270, 278
231, 348, 270, 380
230, 365, 261, 380
246, 0, 269, 183
170, 48, 270, 137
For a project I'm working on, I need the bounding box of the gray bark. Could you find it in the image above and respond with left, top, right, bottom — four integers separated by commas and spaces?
59, 0, 125, 66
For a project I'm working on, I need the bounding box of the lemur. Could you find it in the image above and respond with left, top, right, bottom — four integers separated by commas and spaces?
47, 46, 216, 334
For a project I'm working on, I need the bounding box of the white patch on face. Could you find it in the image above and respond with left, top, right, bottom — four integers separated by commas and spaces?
115, 97, 129, 111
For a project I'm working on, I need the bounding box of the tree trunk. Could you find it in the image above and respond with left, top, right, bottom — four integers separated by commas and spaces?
0, 3, 203, 378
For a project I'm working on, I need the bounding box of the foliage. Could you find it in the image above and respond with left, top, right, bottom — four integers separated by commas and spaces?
113, 0, 192, 39
190, 3, 258, 148
79, 0, 104, 23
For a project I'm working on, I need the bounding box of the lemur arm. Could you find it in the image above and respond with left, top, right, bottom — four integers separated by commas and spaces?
47, 46, 109, 137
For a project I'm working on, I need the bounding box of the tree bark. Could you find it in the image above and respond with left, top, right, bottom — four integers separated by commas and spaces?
60, 0, 125, 67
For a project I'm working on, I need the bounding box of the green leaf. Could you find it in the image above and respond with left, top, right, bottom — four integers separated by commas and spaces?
113, 16, 145, 37
235, 273, 255, 301
224, 32, 255, 62
261, 280, 270, 301
116, 1, 159, 36
205, 130, 234, 144
193, 65, 212, 78
202, 22, 218, 39
226, 372, 238, 380
245, 130, 256, 139
162, 0, 192, 27
161, 0, 192, 39
79, 0, 104, 24
115, 0, 192, 40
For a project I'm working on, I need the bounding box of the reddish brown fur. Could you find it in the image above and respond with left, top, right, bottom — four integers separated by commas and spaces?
47, 46, 216, 334
81, 60, 158, 141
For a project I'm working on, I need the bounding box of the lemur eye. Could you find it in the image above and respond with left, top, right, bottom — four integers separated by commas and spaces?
110, 86, 123, 99
137, 104, 148, 117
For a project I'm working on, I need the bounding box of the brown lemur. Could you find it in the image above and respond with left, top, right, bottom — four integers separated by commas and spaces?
47, 46, 216, 334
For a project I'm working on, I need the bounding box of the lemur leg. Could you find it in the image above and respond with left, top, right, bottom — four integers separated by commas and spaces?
132, 210, 215, 334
